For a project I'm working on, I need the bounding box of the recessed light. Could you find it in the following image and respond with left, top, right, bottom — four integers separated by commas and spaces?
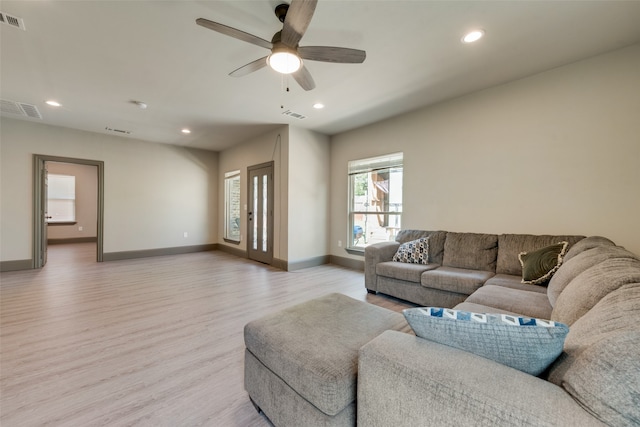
46, 100, 62, 107
181, 128, 191, 134
313, 103, 325, 109
462, 30, 485, 44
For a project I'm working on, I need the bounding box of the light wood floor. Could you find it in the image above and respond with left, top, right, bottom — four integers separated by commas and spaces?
1, 244, 414, 426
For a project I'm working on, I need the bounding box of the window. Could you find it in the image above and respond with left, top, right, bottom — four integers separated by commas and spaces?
224, 170, 241, 242
47, 174, 76, 223
348, 153, 403, 251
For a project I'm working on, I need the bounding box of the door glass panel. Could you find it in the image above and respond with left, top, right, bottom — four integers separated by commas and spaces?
262, 174, 268, 252
253, 175, 258, 250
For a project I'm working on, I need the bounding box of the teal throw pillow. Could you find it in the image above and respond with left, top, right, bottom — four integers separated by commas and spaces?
519, 241, 568, 285
392, 237, 429, 264
403, 307, 569, 375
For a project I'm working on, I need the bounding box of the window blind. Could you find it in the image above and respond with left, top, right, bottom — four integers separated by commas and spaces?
348, 152, 403, 175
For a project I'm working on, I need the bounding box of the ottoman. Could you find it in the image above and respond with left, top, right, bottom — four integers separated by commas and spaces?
244, 293, 411, 426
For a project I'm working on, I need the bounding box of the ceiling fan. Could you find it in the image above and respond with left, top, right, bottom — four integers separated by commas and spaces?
196, 0, 366, 91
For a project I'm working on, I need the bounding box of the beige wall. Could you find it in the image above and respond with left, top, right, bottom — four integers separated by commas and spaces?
288, 127, 330, 263
217, 125, 289, 261
331, 44, 640, 258
0, 119, 218, 262
46, 162, 98, 240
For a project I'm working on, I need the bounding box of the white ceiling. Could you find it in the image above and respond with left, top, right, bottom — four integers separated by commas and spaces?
2, 1, 640, 152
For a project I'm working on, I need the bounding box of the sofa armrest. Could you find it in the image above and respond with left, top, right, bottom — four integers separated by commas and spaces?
358, 331, 605, 427
364, 241, 400, 291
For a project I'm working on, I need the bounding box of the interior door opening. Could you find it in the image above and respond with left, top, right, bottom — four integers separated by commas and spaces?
33, 155, 104, 268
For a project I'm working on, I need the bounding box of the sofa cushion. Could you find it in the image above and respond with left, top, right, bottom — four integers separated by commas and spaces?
558, 332, 640, 426
519, 241, 568, 285
403, 307, 569, 375
551, 257, 640, 325
395, 229, 432, 244
464, 285, 553, 320
496, 234, 584, 276
484, 274, 547, 293
563, 235, 616, 262
392, 237, 429, 264
421, 266, 494, 296
442, 232, 498, 272
454, 301, 523, 316
548, 245, 638, 307
376, 261, 438, 283
547, 284, 640, 426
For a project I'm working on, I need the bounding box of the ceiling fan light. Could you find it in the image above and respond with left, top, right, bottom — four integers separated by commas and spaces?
268, 51, 301, 74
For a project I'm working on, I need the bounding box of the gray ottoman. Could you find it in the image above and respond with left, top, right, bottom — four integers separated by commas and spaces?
244, 293, 410, 426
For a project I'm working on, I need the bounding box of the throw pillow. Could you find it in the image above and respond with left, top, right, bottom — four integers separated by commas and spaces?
519, 241, 568, 285
403, 307, 569, 375
392, 237, 429, 264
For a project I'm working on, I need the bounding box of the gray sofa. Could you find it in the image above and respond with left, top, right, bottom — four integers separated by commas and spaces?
244, 233, 639, 426
365, 230, 585, 309
358, 234, 640, 426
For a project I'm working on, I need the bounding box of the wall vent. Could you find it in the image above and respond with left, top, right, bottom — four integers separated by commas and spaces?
281, 110, 306, 120
105, 126, 132, 135
1, 99, 42, 119
0, 11, 26, 30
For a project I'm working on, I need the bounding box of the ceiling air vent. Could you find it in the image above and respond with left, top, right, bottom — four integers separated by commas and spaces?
105, 126, 132, 135
1, 99, 42, 119
281, 110, 306, 120
0, 11, 26, 30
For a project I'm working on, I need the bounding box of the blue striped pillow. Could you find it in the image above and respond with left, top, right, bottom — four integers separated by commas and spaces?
403, 307, 569, 375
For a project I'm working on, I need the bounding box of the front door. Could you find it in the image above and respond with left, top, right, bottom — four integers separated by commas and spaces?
247, 162, 274, 265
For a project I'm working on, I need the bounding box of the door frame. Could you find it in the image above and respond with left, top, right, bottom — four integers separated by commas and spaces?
33, 154, 105, 267
247, 161, 274, 265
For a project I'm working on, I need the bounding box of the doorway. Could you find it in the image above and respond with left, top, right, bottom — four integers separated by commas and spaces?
33, 154, 104, 268
247, 162, 274, 265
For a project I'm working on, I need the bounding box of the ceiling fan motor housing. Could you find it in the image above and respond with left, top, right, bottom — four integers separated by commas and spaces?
275, 4, 289, 23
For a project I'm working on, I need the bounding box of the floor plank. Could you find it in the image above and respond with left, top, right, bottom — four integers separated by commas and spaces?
1, 244, 414, 426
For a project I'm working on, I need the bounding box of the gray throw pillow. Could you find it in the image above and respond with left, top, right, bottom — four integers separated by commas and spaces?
392, 237, 429, 264
403, 307, 569, 375
519, 241, 568, 285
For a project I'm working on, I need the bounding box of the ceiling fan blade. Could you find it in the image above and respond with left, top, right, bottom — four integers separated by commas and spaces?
298, 46, 366, 63
196, 18, 272, 50
229, 56, 269, 77
281, 0, 318, 47
292, 64, 316, 91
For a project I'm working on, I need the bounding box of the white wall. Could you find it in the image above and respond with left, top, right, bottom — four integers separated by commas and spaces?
331, 44, 640, 258
217, 125, 289, 261
46, 162, 98, 240
288, 127, 330, 263
0, 119, 218, 262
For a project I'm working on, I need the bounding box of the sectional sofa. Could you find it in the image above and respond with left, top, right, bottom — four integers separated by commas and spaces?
244, 232, 639, 426
359, 231, 640, 426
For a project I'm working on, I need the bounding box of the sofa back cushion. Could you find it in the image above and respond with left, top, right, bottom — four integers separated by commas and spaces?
548, 245, 638, 307
546, 284, 640, 426
562, 235, 616, 262
496, 234, 585, 276
396, 230, 447, 265
442, 232, 498, 272
551, 257, 640, 325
